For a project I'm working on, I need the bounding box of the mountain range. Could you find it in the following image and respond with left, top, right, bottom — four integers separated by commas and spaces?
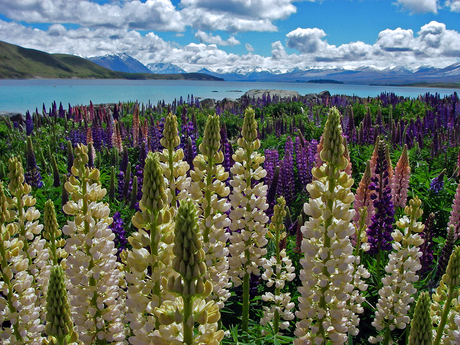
0, 40, 221, 81
88, 52, 460, 85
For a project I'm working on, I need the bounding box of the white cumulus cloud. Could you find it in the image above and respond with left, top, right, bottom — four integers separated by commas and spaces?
286, 28, 328, 53
393, 0, 439, 14
195, 31, 240, 46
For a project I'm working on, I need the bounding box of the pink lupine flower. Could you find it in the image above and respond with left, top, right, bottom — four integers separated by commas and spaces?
448, 180, 460, 240
112, 120, 123, 152
391, 144, 410, 208
133, 105, 140, 147
343, 136, 352, 177
354, 160, 374, 229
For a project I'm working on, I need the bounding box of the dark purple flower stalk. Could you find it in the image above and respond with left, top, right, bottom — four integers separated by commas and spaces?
220, 123, 234, 174
264, 149, 279, 187
418, 213, 435, 276
429, 169, 445, 194
366, 139, 395, 255
25, 137, 43, 188
277, 136, 296, 206
92, 118, 103, 151
295, 136, 310, 188
26, 111, 33, 136
110, 211, 128, 257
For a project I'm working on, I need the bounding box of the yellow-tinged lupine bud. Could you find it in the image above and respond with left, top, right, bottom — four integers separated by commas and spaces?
442, 246, 460, 288
73, 144, 89, 170
408, 291, 432, 345
8, 156, 25, 193
160, 113, 181, 150
139, 151, 167, 212
241, 107, 258, 144
199, 114, 221, 158
45, 265, 77, 343
319, 107, 347, 170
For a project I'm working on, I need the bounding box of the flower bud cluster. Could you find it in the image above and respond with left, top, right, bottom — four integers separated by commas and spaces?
261, 197, 295, 334
369, 197, 424, 344
431, 246, 460, 344
295, 107, 361, 345
62, 144, 126, 343
228, 107, 269, 287
153, 199, 224, 345
45, 265, 78, 344
159, 112, 191, 207
43, 200, 67, 266
125, 151, 175, 343
408, 291, 432, 345
189, 114, 231, 308
0, 159, 47, 344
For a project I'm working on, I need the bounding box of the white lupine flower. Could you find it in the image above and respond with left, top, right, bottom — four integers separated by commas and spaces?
189, 114, 232, 309
369, 197, 424, 343
63, 145, 127, 344
295, 108, 366, 345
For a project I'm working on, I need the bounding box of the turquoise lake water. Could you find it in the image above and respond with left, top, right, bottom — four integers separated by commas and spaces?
0, 79, 459, 113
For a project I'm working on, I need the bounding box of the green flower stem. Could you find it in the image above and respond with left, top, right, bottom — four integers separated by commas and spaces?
203, 156, 214, 243
273, 225, 281, 335
183, 295, 194, 345
433, 284, 455, 345
0, 234, 22, 342
242, 271, 250, 335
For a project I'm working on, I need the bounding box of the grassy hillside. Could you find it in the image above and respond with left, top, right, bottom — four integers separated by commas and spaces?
0, 40, 222, 81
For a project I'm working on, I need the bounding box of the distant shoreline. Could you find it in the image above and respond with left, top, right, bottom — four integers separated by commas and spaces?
370, 82, 460, 89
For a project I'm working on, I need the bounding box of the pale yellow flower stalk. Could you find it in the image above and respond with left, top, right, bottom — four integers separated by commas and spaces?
159, 112, 191, 209
295, 107, 364, 345
228, 107, 269, 334
153, 199, 224, 345
408, 291, 432, 345
62, 144, 127, 344
0, 160, 46, 345
431, 246, 460, 345
261, 196, 295, 335
369, 197, 425, 345
189, 114, 231, 308
125, 151, 175, 343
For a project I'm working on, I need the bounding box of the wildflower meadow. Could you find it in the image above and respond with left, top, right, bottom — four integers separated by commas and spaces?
0, 91, 460, 345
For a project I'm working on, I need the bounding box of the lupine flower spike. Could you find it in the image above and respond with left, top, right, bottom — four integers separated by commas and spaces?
369, 197, 424, 344
159, 112, 191, 209
154, 199, 224, 345
448, 179, 460, 240
408, 291, 432, 345
189, 114, 231, 308
43, 200, 67, 266
353, 160, 374, 230
126, 151, 175, 343
431, 246, 460, 345
228, 107, 269, 334
62, 144, 126, 343
391, 144, 411, 209
295, 107, 365, 345
44, 265, 78, 345
261, 196, 295, 335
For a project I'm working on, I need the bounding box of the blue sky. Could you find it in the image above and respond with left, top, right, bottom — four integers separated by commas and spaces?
0, 0, 459, 72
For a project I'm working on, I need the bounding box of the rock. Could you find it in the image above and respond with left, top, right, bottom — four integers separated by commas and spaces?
242, 89, 301, 100
200, 98, 216, 109
0, 111, 24, 124
318, 90, 331, 98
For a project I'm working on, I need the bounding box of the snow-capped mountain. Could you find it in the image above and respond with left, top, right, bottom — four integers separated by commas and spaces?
87, 53, 152, 74
197, 63, 460, 84
146, 63, 186, 74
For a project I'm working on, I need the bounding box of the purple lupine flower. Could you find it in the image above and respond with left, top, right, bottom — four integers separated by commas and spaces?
92, 118, 103, 151
25, 137, 43, 188
220, 123, 234, 174
110, 211, 128, 258
117, 171, 126, 198
366, 140, 395, 254
429, 169, 445, 194
264, 149, 279, 187
134, 164, 144, 201
295, 136, 310, 188
25, 111, 33, 136
277, 136, 296, 206
120, 148, 129, 174
418, 213, 435, 276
